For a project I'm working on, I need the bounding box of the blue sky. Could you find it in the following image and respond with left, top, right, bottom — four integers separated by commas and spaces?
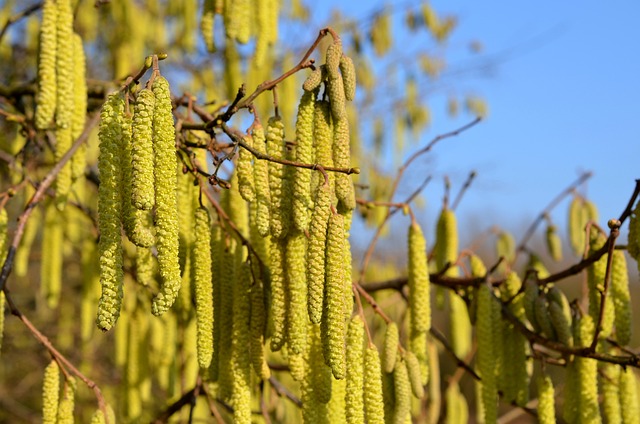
306, 1, 640, 248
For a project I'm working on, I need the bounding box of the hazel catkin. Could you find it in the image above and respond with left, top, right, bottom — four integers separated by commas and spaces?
35, 0, 57, 130
252, 123, 270, 237
408, 221, 431, 333
307, 181, 331, 324
382, 321, 399, 374
364, 346, 385, 424
130, 88, 156, 211
193, 207, 213, 369
237, 134, 255, 202
42, 360, 60, 424
292, 90, 316, 231
345, 315, 365, 424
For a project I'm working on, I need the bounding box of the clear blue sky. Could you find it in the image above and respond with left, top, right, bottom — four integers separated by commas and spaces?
307, 0, 640, 247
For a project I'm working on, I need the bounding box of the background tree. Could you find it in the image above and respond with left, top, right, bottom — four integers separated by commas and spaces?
0, 1, 638, 423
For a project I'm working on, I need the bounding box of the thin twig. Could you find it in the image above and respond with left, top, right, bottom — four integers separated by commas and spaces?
268, 376, 302, 408
429, 326, 480, 381
0, 2, 42, 44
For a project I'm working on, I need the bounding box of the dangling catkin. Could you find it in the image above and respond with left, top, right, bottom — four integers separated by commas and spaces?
575, 314, 601, 423
545, 224, 562, 261
231, 261, 252, 424
266, 116, 291, 239
345, 315, 365, 424
303, 65, 326, 92
568, 196, 588, 256
601, 363, 621, 424
151, 76, 181, 316
611, 249, 632, 345
96, 93, 125, 331
476, 283, 498, 424
70, 33, 87, 181
408, 221, 431, 333
200, 0, 216, 52
250, 279, 270, 379
333, 116, 355, 210
313, 100, 335, 196
269, 238, 287, 351
382, 321, 399, 373
237, 134, 255, 202
252, 122, 270, 236
130, 88, 156, 211
56, 377, 76, 424
404, 350, 425, 399
340, 55, 357, 101
285, 230, 308, 355
393, 359, 411, 424
364, 346, 385, 424
587, 231, 614, 337
42, 360, 60, 424
307, 181, 331, 324
536, 374, 555, 424
35, 0, 57, 129
293, 90, 316, 231
620, 368, 640, 424
323, 212, 347, 379
193, 207, 213, 369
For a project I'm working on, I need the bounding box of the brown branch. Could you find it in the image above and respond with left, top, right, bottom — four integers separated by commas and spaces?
152, 384, 199, 424
268, 376, 302, 408
0, 112, 101, 291
430, 326, 480, 381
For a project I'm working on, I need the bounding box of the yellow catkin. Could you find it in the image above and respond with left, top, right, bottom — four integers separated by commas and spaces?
628, 201, 640, 261
56, 377, 76, 424
545, 224, 563, 261
250, 279, 270, 379
575, 314, 601, 423
601, 363, 621, 424
534, 294, 556, 340
293, 90, 316, 231
346, 315, 365, 423
237, 134, 255, 202
587, 231, 614, 337
495, 230, 516, 268
96, 93, 125, 331
302, 325, 331, 421
611, 249, 632, 345
303, 65, 326, 92
54, 0, 74, 206
130, 88, 156, 211
35, 0, 57, 129
620, 368, 640, 424
547, 287, 573, 346
42, 360, 60, 424
136, 246, 155, 286
313, 100, 335, 194
476, 284, 498, 424
41, 201, 63, 308
364, 345, 385, 424
536, 374, 555, 424
409, 330, 429, 387
322, 212, 347, 379
332, 115, 355, 211
269, 238, 287, 352
408, 221, 431, 333
266, 116, 291, 239
208, 224, 222, 381
285, 230, 308, 355
523, 280, 540, 332
252, 122, 270, 237
151, 76, 181, 316
339, 55, 357, 101
231, 261, 252, 424
393, 359, 412, 424
307, 181, 331, 324
193, 207, 213, 369
200, 0, 216, 52
70, 33, 87, 181
404, 350, 425, 399
382, 321, 399, 374
568, 196, 587, 256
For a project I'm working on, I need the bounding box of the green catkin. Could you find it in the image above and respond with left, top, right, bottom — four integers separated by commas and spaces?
587, 231, 614, 337
575, 314, 601, 424
346, 316, 365, 424
237, 134, 255, 202
435, 208, 458, 273
546, 224, 563, 261
476, 284, 498, 424
408, 221, 431, 333
269, 238, 287, 351
382, 368, 395, 423
364, 346, 385, 424
130, 88, 156, 211
548, 301, 572, 346
285, 230, 308, 355
208, 224, 222, 381
42, 360, 60, 424
293, 90, 316, 231
536, 374, 556, 424
611, 249, 632, 345
41, 202, 63, 308
333, 115, 355, 210
250, 280, 270, 380
534, 294, 557, 340
323, 212, 347, 379
409, 330, 429, 386
307, 181, 331, 324
193, 207, 213, 369
601, 363, 621, 424
495, 231, 516, 268
303, 65, 326, 92
252, 123, 270, 237
326, 40, 342, 78
200, 0, 216, 52
70, 33, 87, 181
35, 0, 57, 129
568, 196, 588, 256
56, 377, 76, 424
313, 100, 335, 194
54, 0, 74, 206
404, 351, 425, 399
151, 76, 181, 316
382, 321, 399, 374
308, 325, 333, 404
289, 350, 306, 382
135, 246, 155, 286
340, 55, 357, 101
620, 368, 640, 424
523, 280, 540, 332
231, 262, 252, 424
266, 116, 291, 239
393, 359, 412, 424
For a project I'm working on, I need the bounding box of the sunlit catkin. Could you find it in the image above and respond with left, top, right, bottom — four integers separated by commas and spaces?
200, 0, 216, 52
269, 238, 287, 351
151, 76, 181, 316
587, 231, 614, 337
568, 196, 588, 256
408, 221, 431, 333
96, 93, 125, 331
611, 249, 632, 345
333, 116, 355, 210
231, 261, 252, 424
285, 230, 308, 355
601, 363, 621, 424
340, 55, 357, 101
620, 368, 640, 424
323, 212, 347, 379
405, 350, 425, 399
536, 374, 555, 424
303, 65, 326, 92
56, 377, 76, 424
193, 207, 213, 369
237, 134, 255, 202
42, 360, 60, 424
382, 321, 399, 373
346, 315, 365, 424
41, 202, 63, 308
545, 224, 563, 262
130, 88, 156, 211
70, 33, 87, 181
266, 116, 291, 239
252, 122, 270, 236
393, 359, 411, 424
477, 284, 498, 424
250, 280, 270, 379
293, 90, 316, 231
363, 346, 385, 424
575, 314, 601, 423
35, 0, 57, 129
307, 181, 331, 324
